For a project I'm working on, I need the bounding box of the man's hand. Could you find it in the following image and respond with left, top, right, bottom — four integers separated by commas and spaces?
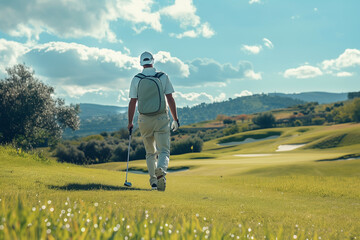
171, 119, 180, 132
128, 123, 133, 135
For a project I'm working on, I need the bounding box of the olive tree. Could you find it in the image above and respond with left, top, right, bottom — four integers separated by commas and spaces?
0, 64, 80, 148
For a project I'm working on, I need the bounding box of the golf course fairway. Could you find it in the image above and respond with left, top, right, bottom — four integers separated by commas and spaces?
1, 124, 360, 239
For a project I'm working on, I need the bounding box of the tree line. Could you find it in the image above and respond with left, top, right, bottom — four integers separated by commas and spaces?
56, 130, 203, 165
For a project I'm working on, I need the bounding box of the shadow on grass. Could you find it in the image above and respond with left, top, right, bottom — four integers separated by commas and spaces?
208, 145, 235, 151
48, 183, 150, 191
315, 153, 360, 162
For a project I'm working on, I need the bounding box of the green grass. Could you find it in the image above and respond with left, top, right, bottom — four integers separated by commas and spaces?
1, 123, 360, 239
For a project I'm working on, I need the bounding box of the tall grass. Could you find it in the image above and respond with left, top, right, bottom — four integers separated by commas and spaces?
1, 196, 337, 240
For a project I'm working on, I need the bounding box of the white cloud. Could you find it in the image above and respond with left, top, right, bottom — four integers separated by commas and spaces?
245, 70, 262, 80
263, 38, 274, 49
117, 89, 130, 103
0, 39, 29, 72
249, 0, 261, 4
154, 51, 190, 78
283, 48, 360, 80
336, 72, 353, 77
322, 49, 360, 70
234, 90, 253, 98
112, 0, 162, 34
62, 85, 106, 98
241, 38, 273, 55
242, 45, 263, 54
160, 0, 200, 28
162, 0, 215, 39
284, 65, 323, 79
173, 91, 226, 106
170, 22, 215, 39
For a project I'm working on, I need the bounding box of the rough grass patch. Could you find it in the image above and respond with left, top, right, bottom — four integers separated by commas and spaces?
305, 134, 347, 149
218, 131, 282, 144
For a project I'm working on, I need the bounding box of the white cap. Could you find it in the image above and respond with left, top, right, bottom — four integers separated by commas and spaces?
140, 51, 154, 66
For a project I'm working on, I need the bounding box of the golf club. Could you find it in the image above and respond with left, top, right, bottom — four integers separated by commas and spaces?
124, 127, 132, 187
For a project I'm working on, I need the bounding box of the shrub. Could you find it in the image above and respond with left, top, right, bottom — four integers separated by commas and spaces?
132, 145, 146, 160
223, 119, 235, 124
252, 113, 276, 128
55, 144, 86, 164
223, 124, 239, 136
171, 137, 203, 155
112, 128, 130, 140
100, 132, 108, 137
82, 135, 104, 142
293, 119, 303, 126
311, 117, 325, 125
113, 144, 128, 162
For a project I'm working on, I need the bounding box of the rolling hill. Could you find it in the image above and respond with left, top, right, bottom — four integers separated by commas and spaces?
79, 103, 127, 118
64, 91, 350, 138
268, 91, 348, 104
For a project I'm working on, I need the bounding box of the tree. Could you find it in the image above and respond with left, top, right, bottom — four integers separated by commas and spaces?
0, 64, 80, 148
236, 114, 248, 123
252, 113, 276, 128
348, 91, 360, 100
350, 98, 360, 122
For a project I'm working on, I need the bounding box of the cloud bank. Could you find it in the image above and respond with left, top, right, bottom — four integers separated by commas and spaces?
283, 49, 360, 79
0, 38, 260, 106
0, 0, 214, 42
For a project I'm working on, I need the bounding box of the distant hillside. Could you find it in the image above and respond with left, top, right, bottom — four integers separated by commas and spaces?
178, 94, 305, 125
79, 103, 127, 118
66, 92, 346, 138
268, 92, 348, 104
63, 104, 128, 138
64, 95, 305, 138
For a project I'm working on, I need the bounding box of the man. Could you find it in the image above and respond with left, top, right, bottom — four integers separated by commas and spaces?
128, 51, 179, 191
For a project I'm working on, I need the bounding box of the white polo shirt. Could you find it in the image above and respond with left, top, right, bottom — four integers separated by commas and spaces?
128, 67, 175, 99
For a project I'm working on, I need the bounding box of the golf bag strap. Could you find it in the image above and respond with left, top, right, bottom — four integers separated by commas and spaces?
154, 72, 164, 78
136, 72, 164, 79
135, 73, 146, 79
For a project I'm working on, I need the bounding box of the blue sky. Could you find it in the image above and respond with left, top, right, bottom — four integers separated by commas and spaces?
0, 0, 359, 107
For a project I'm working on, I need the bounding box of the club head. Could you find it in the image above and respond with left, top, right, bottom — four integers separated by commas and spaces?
124, 181, 132, 187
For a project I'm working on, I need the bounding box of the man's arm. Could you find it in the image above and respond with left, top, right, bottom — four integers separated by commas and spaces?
128, 98, 137, 131
166, 93, 178, 121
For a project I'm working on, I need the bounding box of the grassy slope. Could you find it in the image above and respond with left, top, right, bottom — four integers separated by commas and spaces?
1, 124, 360, 239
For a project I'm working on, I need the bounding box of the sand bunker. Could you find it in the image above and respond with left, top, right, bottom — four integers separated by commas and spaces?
218, 135, 279, 146
234, 154, 274, 157
276, 144, 306, 152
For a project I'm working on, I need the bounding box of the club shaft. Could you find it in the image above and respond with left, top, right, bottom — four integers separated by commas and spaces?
125, 133, 132, 182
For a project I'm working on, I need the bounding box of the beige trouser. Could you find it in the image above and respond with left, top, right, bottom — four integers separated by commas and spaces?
138, 112, 170, 186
